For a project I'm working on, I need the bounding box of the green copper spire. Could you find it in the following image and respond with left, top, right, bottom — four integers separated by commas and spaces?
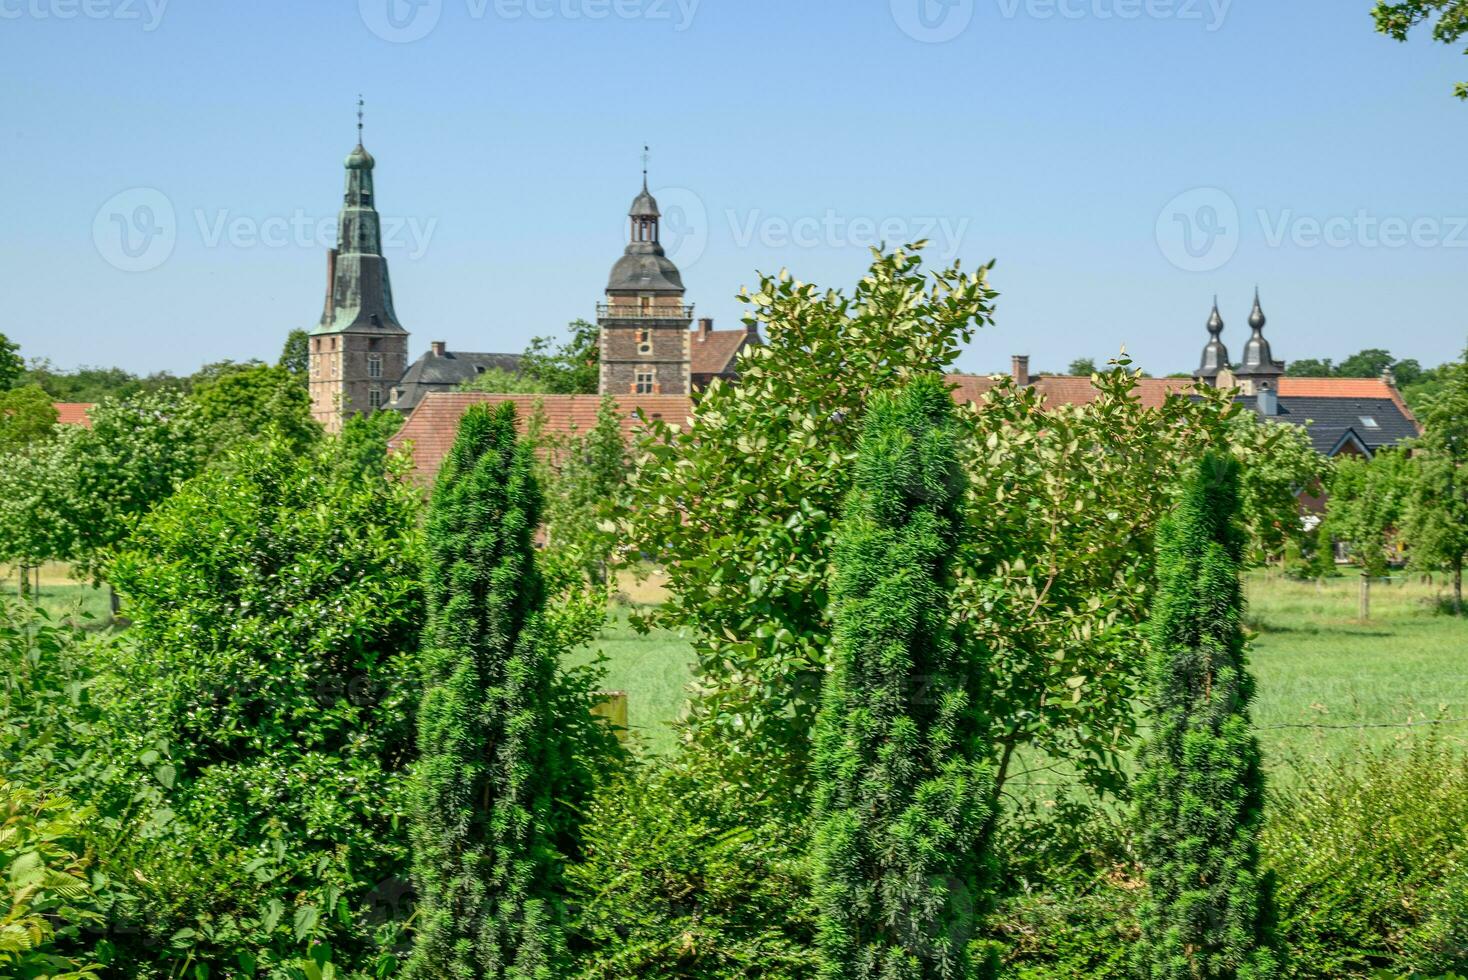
314, 99, 405, 336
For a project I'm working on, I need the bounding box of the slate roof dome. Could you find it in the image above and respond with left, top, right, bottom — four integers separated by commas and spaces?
607, 248, 685, 292
629, 185, 660, 218
345, 143, 375, 170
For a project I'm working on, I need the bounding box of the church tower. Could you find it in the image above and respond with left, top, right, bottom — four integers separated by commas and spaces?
597, 154, 692, 396
1194, 298, 1230, 386
308, 104, 409, 433
1232, 289, 1284, 396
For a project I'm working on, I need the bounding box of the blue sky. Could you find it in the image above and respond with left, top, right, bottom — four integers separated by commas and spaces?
2, 0, 1466, 377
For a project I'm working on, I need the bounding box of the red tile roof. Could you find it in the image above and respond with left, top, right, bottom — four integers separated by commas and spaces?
390, 392, 693, 483
945, 374, 1196, 409
690, 328, 754, 378
53, 403, 94, 427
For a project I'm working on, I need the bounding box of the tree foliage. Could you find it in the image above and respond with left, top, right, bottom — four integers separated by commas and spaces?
98, 434, 424, 975
189, 362, 319, 453
518, 319, 600, 395
811, 377, 998, 979
278, 328, 310, 383
542, 396, 630, 587
1403, 345, 1468, 610
0, 385, 58, 454
1227, 414, 1329, 563
1326, 451, 1408, 578
407, 402, 570, 979
624, 246, 997, 800
1374, 0, 1468, 99
1134, 452, 1278, 979
0, 333, 22, 391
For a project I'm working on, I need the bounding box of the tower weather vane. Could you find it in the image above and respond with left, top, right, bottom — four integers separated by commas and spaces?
642, 144, 649, 187
357, 95, 365, 143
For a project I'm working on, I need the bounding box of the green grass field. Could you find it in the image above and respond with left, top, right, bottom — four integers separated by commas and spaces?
569, 572, 1468, 774
14, 566, 1466, 771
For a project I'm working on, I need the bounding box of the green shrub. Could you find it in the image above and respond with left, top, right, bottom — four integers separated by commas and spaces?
566, 748, 819, 980
1267, 740, 1468, 978
93, 433, 424, 976
0, 780, 104, 980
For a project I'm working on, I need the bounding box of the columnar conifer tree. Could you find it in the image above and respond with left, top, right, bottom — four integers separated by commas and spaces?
1135, 452, 1278, 979
407, 403, 567, 979
811, 376, 997, 980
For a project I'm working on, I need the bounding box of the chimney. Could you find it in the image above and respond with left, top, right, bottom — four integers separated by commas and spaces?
697, 317, 713, 340
430, 341, 446, 357
1256, 379, 1279, 417
745, 319, 759, 337
1381, 364, 1397, 387
323, 248, 338, 319
1011, 355, 1031, 387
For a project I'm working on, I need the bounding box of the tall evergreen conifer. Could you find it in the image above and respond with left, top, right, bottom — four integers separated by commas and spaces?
407, 403, 567, 979
811, 377, 997, 980
1135, 452, 1278, 979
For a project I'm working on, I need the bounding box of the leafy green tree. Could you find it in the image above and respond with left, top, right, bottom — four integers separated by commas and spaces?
1335, 348, 1396, 379
0, 333, 22, 391
57, 391, 206, 585
407, 402, 569, 979
1284, 358, 1334, 378
99, 435, 424, 975
1227, 414, 1329, 563
1067, 357, 1098, 376
1374, 0, 1468, 99
0, 439, 75, 599
189, 362, 318, 453
811, 377, 998, 980
0, 385, 58, 454
1134, 452, 1278, 980
519, 318, 600, 394
624, 246, 997, 801
461, 365, 553, 394
278, 328, 310, 383
543, 396, 630, 587
21, 360, 185, 402
1403, 347, 1468, 611
1327, 451, 1409, 619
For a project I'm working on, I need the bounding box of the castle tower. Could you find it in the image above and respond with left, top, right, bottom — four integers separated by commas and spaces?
1194, 297, 1230, 386
596, 155, 692, 396
308, 104, 409, 433
1232, 288, 1284, 396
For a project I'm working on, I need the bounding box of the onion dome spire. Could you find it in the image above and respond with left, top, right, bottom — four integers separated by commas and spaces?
1194, 295, 1230, 384
1235, 287, 1282, 379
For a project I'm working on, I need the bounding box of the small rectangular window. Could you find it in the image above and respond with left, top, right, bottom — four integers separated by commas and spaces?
635, 369, 655, 395
1359, 416, 1380, 429
369, 387, 382, 409
368, 353, 383, 379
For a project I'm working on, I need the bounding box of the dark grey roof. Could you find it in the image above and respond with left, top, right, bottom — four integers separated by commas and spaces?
1235, 394, 1417, 456
629, 184, 660, 218
391, 349, 521, 413
1195, 300, 1230, 380
607, 242, 684, 293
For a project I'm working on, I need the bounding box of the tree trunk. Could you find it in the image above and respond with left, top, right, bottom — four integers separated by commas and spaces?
1359, 573, 1371, 621
109, 584, 121, 618
17, 562, 30, 601
1454, 561, 1463, 616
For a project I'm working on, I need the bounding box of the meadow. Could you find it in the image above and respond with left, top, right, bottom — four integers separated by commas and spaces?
16, 565, 1467, 768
